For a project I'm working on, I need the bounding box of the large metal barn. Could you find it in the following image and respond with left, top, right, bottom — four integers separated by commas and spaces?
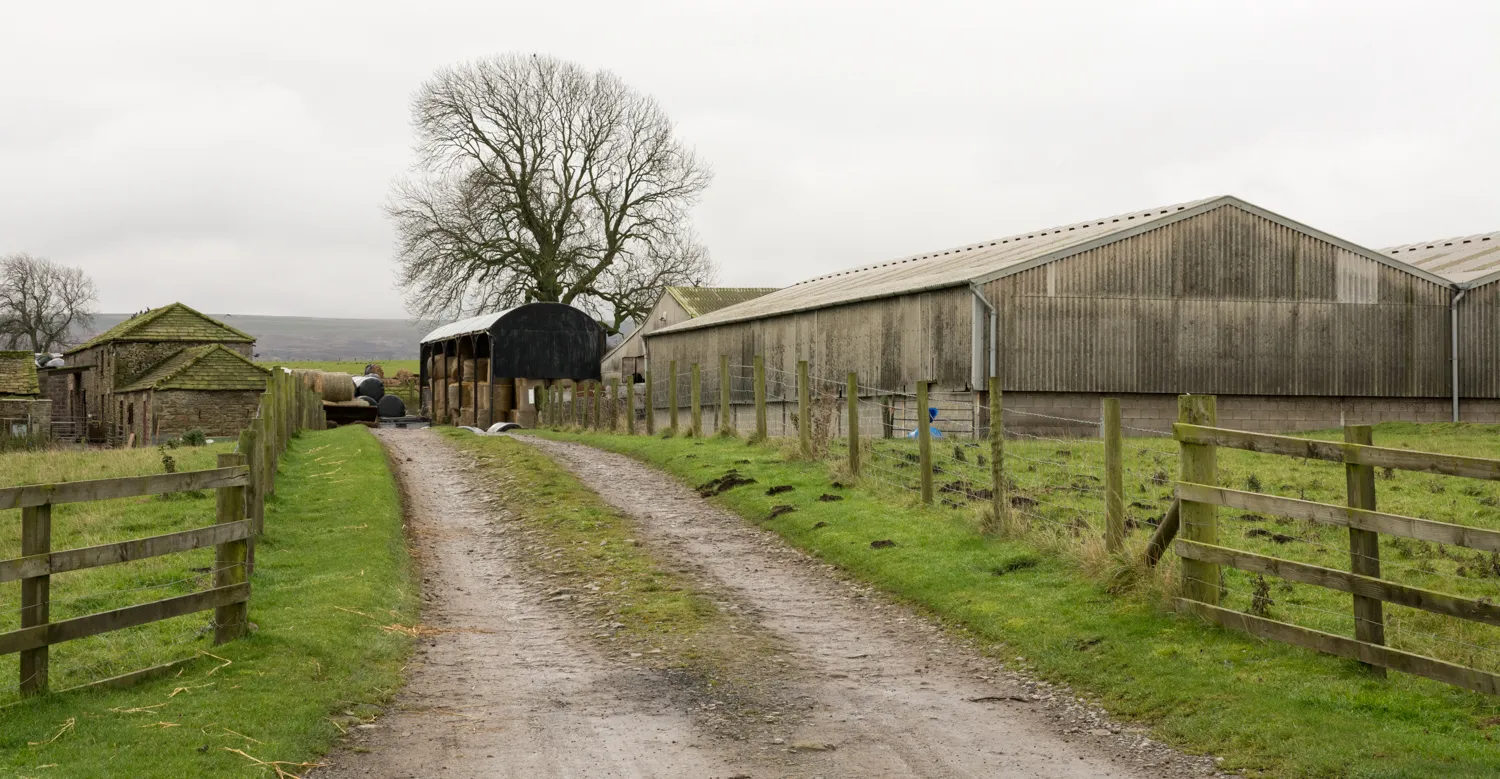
642, 195, 1489, 436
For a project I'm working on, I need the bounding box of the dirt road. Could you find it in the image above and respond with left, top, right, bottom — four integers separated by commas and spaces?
317, 430, 1221, 778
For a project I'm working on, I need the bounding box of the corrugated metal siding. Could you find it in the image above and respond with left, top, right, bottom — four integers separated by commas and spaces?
1460, 282, 1500, 397
644, 287, 973, 395
986, 205, 1451, 397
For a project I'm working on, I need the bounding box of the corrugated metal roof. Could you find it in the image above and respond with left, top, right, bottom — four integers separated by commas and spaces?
654, 195, 1456, 336
1381, 231, 1500, 286
655, 197, 1232, 333
419, 309, 514, 344
665, 287, 780, 318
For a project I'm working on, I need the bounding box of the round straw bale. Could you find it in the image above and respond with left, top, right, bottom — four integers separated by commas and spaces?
319, 372, 355, 402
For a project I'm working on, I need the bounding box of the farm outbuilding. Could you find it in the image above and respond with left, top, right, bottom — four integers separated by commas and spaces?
0, 351, 50, 442
1380, 230, 1500, 421
112, 344, 271, 441
420, 302, 606, 428
644, 195, 1485, 436
60, 303, 262, 444
601, 286, 778, 381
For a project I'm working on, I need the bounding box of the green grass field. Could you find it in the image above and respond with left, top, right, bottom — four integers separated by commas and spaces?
530, 425, 1500, 779
0, 426, 417, 777
264, 360, 419, 376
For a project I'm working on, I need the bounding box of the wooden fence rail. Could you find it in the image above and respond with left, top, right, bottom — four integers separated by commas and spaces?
1, 368, 325, 697
1170, 394, 1500, 695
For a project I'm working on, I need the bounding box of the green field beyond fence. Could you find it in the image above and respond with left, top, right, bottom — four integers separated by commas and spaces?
541, 359, 1500, 692
0, 425, 416, 777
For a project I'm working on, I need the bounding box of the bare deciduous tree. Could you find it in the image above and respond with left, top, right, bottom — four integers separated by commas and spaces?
0, 254, 99, 353
388, 54, 714, 334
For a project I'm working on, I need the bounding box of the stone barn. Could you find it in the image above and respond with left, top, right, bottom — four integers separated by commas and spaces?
643, 195, 1483, 436
0, 351, 51, 442
420, 302, 605, 428
61, 303, 263, 444
601, 286, 778, 381
112, 344, 270, 442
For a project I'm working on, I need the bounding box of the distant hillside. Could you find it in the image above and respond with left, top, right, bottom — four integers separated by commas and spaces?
80, 314, 428, 361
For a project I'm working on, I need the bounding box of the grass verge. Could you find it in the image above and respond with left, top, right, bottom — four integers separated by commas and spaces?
529, 428, 1500, 779
0, 425, 417, 778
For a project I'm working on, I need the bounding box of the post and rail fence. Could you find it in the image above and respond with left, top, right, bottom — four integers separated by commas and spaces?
1166, 395, 1500, 695
533, 358, 1500, 697
0, 369, 325, 697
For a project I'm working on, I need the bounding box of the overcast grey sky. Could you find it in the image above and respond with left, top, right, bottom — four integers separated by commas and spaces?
1, 1, 1495, 318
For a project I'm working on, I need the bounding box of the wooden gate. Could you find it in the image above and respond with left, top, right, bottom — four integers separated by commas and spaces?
1172, 395, 1500, 695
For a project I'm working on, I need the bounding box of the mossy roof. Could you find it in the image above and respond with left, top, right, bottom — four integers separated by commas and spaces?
665, 287, 780, 318
117, 344, 271, 393
0, 351, 39, 396
66, 303, 254, 355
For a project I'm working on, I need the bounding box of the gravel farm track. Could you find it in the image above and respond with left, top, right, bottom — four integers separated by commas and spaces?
314, 429, 1233, 779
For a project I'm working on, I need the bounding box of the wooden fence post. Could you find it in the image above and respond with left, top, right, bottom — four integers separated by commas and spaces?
239, 425, 262, 577
690, 363, 702, 437
19, 503, 52, 695
668, 360, 679, 434
918, 380, 934, 504
753, 355, 767, 441
797, 360, 811, 456
591, 381, 601, 431
1179, 395, 1218, 605
626, 375, 636, 435
989, 377, 1007, 533
847, 372, 861, 476
1104, 398, 1124, 554
719, 355, 732, 435
250, 418, 266, 531
645, 367, 655, 435
1346, 424, 1387, 676
214, 452, 250, 645
609, 377, 620, 433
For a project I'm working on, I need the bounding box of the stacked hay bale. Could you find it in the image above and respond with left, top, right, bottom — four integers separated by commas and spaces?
316, 372, 355, 402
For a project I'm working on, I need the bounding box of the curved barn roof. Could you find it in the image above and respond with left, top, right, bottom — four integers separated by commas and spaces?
419, 309, 514, 344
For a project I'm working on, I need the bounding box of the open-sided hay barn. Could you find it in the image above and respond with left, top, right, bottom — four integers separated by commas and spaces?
419, 303, 605, 428
645, 195, 1489, 435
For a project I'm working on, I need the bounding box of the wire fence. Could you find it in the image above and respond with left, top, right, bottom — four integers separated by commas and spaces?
548, 358, 1500, 683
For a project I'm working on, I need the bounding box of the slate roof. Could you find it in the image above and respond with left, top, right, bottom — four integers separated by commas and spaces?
67, 303, 254, 354
1382, 231, 1500, 287
116, 344, 271, 393
665, 287, 780, 318
0, 351, 40, 397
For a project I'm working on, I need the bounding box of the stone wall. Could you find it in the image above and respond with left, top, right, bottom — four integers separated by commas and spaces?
151, 389, 262, 440
113, 342, 190, 386
0, 398, 52, 440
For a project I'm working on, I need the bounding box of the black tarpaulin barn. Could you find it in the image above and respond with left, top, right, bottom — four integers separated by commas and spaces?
420, 303, 605, 427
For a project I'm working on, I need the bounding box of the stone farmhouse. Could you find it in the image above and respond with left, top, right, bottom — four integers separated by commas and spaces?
58, 303, 269, 444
